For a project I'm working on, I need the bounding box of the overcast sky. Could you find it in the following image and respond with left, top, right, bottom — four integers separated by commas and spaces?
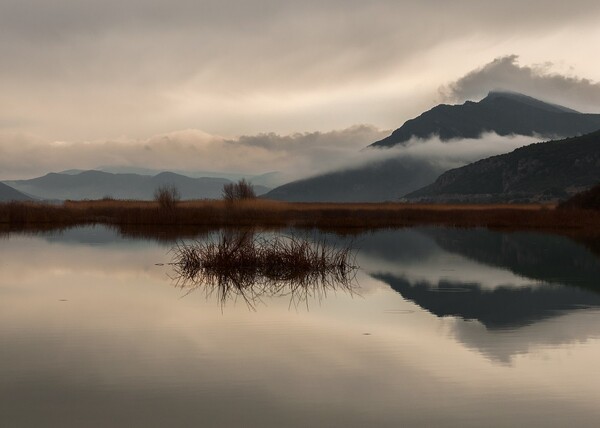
1, 0, 600, 177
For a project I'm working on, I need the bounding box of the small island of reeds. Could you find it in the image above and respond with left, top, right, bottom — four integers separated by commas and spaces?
170, 231, 357, 309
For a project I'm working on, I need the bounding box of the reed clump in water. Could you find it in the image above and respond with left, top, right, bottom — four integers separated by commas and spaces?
170, 231, 357, 309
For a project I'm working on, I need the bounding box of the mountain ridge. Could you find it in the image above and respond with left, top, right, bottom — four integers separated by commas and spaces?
370, 91, 600, 148
4, 170, 270, 201
263, 157, 443, 202
404, 130, 600, 203
0, 182, 33, 202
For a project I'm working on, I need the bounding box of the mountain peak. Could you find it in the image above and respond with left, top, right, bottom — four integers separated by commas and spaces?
481, 91, 580, 114
369, 92, 598, 148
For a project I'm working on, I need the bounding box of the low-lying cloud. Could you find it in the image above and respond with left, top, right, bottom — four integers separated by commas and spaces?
340, 132, 541, 177
0, 126, 389, 183
0, 122, 545, 191
441, 55, 600, 112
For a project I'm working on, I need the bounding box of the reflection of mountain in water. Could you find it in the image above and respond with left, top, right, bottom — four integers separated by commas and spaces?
374, 274, 600, 330
424, 229, 600, 291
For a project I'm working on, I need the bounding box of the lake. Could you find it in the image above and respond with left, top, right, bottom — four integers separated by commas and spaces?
2, 225, 600, 427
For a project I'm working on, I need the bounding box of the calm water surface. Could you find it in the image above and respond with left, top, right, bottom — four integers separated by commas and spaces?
2, 226, 600, 427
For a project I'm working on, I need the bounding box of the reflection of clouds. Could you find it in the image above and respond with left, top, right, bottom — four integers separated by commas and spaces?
3, 228, 600, 425
367, 271, 600, 363
2, 265, 600, 427
358, 227, 600, 363
453, 309, 600, 364
0, 228, 171, 284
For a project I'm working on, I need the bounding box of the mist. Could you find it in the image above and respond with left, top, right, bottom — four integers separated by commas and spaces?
0, 126, 388, 183
343, 132, 540, 176
263, 132, 542, 202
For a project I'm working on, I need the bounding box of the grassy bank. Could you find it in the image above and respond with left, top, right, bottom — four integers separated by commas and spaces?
1, 199, 599, 232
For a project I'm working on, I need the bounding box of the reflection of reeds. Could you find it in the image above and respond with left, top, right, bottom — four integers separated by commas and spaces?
170, 231, 358, 309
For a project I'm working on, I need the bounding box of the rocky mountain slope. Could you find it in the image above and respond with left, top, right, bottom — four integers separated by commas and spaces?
404, 130, 600, 203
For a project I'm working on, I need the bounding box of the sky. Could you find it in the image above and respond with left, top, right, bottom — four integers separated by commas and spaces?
1, 0, 600, 179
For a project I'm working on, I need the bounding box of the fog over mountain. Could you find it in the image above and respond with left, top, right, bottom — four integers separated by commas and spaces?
266, 133, 539, 202
0, 126, 388, 183
406, 130, 600, 203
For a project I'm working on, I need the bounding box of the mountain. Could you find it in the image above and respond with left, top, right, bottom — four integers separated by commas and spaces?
370, 92, 600, 148
405, 130, 600, 203
4, 170, 270, 201
0, 182, 33, 202
264, 157, 444, 202
88, 167, 284, 188
266, 92, 600, 202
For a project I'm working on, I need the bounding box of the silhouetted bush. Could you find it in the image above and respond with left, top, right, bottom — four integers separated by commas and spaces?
154, 185, 181, 210
559, 184, 600, 211
222, 179, 256, 202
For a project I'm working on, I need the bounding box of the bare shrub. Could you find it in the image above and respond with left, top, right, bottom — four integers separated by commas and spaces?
222, 179, 256, 202
154, 185, 181, 210
222, 182, 236, 203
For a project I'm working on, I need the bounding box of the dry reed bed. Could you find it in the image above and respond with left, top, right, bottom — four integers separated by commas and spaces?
1, 199, 599, 232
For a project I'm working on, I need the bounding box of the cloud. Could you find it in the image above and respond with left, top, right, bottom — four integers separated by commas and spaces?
441, 55, 600, 112
0, 124, 543, 194
342, 132, 541, 176
2, 2, 600, 139
0, 125, 389, 182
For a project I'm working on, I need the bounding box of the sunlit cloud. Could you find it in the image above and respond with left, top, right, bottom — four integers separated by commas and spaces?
441, 55, 600, 112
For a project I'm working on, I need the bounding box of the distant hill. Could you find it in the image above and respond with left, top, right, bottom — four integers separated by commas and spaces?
0, 182, 32, 202
59, 167, 284, 188
404, 130, 600, 203
370, 92, 600, 148
264, 157, 443, 202
4, 170, 270, 201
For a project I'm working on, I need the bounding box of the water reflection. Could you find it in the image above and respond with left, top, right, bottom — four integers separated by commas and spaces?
170, 231, 358, 310
424, 228, 600, 289
374, 274, 600, 329
359, 228, 600, 362
2, 225, 600, 426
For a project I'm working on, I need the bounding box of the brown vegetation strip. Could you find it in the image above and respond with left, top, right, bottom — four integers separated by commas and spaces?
0, 199, 599, 232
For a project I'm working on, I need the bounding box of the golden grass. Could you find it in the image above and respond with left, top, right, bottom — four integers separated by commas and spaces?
0, 199, 598, 233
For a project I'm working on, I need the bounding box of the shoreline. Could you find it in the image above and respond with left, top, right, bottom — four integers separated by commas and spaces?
1, 199, 598, 233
